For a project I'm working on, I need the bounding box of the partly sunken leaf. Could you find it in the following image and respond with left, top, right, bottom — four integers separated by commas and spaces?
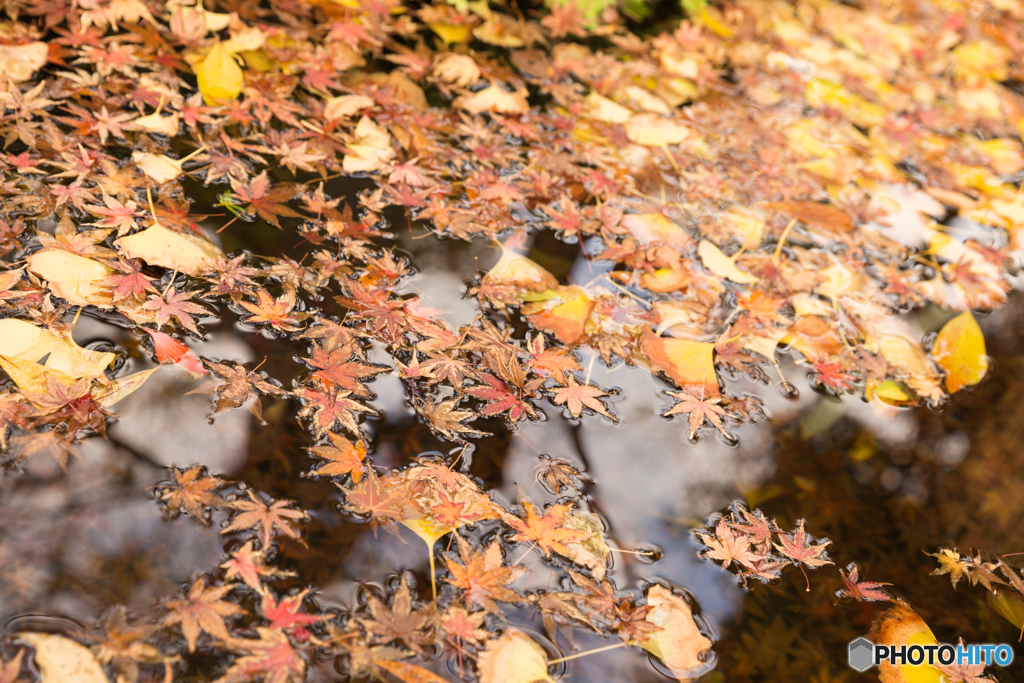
196, 41, 243, 105
696, 240, 759, 285
93, 368, 159, 407
640, 331, 718, 399
640, 585, 713, 678
866, 601, 944, 683
0, 42, 48, 82
623, 112, 690, 146
116, 220, 225, 276
476, 630, 553, 683
932, 311, 987, 393
763, 200, 854, 233
17, 633, 107, 683
454, 84, 529, 115
376, 660, 452, 683
25, 249, 112, 308
0, 355, 77, 395
525, 290, 595, 345
483, 245, 558, 293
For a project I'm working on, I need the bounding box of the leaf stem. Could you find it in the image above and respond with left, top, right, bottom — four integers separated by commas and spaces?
547, 640, 630, 665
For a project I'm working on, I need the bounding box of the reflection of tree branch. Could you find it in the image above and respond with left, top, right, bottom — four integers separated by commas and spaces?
106, 434, 167, 471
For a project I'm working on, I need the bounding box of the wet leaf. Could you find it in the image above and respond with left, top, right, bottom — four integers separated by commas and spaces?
640, 585, 713, 678
196, 41, 243, 105
17, 633, 106, 683
476, 631, 553, 683
932, 311, 988, 393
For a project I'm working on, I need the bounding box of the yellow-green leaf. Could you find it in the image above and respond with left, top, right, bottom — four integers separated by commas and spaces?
932, 311, 987, 393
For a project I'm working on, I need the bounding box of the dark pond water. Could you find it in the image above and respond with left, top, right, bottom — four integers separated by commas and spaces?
3, 175, 1024, 682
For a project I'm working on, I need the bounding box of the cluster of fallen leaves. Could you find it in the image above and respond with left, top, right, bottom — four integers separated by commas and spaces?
927, 547, 1024, 638
1, 0, 1024, 679
1, 462, 715, 683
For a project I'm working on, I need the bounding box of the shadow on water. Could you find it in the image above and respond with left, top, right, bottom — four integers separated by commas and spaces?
3, 178, 1024, 682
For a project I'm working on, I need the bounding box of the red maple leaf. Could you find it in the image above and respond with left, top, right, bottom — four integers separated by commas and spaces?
774, 520, 833, 591
834, 564, 892, 604
342, 468, 405, 526
239, 289, 301, 331
294, 386, 376, 437
305, 346, 389, 397
106, 259, 157, 302
220, 628, 305, 683
260, 589, 327, 641
229, 171, 301, 228
143, 289, 209, 335
465, 373, 537, 423
811, 361, 857, 393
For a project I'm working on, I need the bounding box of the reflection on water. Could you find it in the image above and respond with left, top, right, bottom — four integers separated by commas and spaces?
3, 218, 1024, 681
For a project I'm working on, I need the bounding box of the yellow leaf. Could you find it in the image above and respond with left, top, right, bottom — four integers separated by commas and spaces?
641, 331, 719, 398
0, 355, 76, 397
94, 367, 159, 407
25, 249, 112, 308
0, 42, 48, 83
867, 601, 944, 683
483, 245, 558, 293
342, 116, 395, 173
453, 84, 529, 115
932, 311, 987, 393
697, 240, 759, 285
428, 23, 472, 44
0, 319, 59, 361
641, 585, 714, 678
133, 111, 180, 137
622, 213, 692, 251
525, 290, 595, 345
583, 91, 633, 124
376, 660, 452, 683
17, 633, 107, 683
195, 41, 243, 105
476, 630, 553, 683
44, 334, 116, 380
323, 94, 375, 120
115, 219, 225, 276
623, 113, 691, 146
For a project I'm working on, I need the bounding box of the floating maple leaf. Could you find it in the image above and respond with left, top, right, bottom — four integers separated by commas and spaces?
189, 361, 283, 421
693, 519, 759, 571
307, 432, 367, 481
549, 376, 616, 421
215, 627, 306, 683
239, 289, 301, 332
928, 547, 970, 590
155, 466, 225, 524
142, 289, 209, 335
662, 391, 731, 440
503, 501, 588, 558
415, 396, 488, 441
221, 490, 307, 550
163, 578, 244, 652
358, 576, 431, 654
774, 520, 833, 591
341, 467, 405, 526
229, 171, 301, 228
834, 563, 892, 604
445, 535, 525, 615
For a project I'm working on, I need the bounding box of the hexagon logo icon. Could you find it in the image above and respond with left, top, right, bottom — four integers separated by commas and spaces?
848, 637, 875, 672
